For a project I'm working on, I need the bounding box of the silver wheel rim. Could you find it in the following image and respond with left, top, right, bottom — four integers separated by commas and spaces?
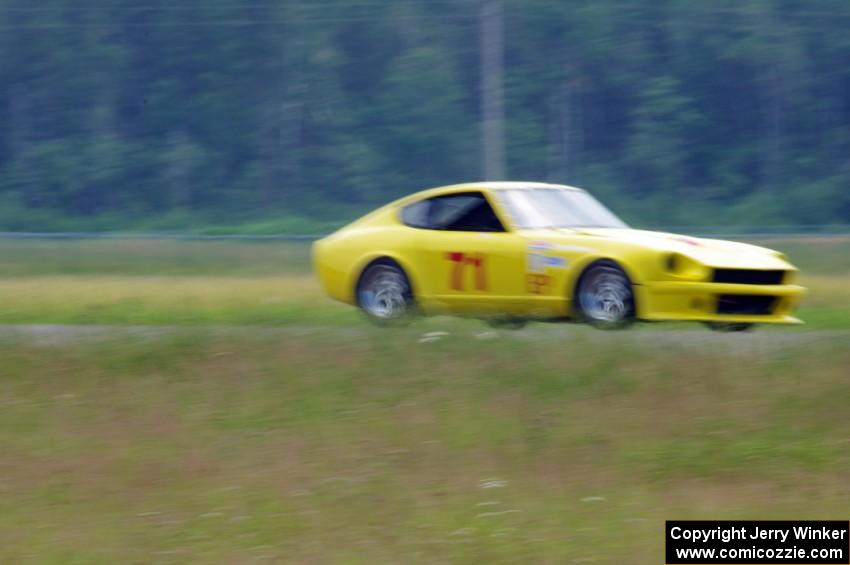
578, 266, 632, 323
359, 265, 409, 319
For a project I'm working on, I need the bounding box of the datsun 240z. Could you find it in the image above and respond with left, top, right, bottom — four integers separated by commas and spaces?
313, 182, 805, 331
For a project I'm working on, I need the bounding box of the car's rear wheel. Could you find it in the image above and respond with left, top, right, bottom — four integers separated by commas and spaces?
575, 261, 635, 329
356, 260, 415, 325
704, 322, 754, 332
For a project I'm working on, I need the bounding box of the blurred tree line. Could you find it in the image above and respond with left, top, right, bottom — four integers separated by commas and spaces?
0, 0, 849, 231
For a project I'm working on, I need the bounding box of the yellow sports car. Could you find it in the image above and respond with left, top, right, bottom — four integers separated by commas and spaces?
313, 182, 805, 331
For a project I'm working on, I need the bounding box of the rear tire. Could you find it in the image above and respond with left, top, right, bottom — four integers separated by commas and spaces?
356, 260, 415, 326
575, 260, 635, 330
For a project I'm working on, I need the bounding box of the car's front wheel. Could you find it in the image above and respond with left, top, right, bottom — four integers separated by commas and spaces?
356, 260, 415, 325
575, 261, 635, 329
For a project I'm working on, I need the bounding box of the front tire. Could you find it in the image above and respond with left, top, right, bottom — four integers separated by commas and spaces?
356, 260, 415, 325
575, 261, 635, 329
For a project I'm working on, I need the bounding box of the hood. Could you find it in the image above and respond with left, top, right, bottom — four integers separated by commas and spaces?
524, 227, 794, 270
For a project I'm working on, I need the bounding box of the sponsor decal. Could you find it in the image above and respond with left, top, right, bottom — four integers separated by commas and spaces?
530, 241, 593, 253
552, 244, 594, 252
527, 243, 569, 274
526, 273, 553, 294
527, 252, 547, 273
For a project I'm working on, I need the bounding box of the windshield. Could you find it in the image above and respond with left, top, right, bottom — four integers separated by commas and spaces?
495, 188, 628, 230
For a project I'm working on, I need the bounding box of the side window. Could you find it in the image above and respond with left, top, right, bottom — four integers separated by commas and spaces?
433, 193, 505, 232
401, 199, 431, 228
401, 192, 505, 232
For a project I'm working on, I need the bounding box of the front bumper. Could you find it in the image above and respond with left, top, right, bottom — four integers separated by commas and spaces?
635, 281, 806, 324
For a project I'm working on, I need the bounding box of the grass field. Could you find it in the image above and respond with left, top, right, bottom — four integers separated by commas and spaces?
1, 330, 848, 563
0, 237, 848, 563
0, 237, 847, 328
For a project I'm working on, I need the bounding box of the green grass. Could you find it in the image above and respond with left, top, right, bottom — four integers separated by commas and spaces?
0, 331, 847, 563
0, 239, 312, 277
0, 237, 848, 328
0, 238, 847, 562
0, 276, 358, 326
763, 237, 850, 275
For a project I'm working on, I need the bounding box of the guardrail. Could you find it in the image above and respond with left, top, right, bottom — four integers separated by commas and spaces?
0, 227, 847, 241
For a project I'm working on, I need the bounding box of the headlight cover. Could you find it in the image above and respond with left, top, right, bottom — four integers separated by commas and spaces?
663, 252, 709, 280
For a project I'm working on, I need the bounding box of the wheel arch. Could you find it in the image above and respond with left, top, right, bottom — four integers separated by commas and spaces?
568, 256, 641, 318
351, 253, 419, 306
